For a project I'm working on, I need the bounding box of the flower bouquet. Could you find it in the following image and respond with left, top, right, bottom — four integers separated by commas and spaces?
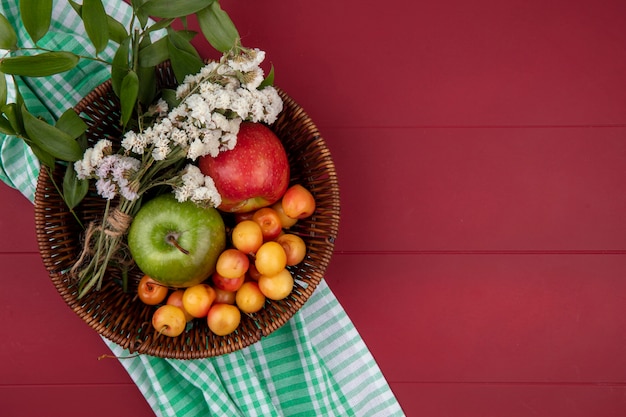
2, 0, 339, 358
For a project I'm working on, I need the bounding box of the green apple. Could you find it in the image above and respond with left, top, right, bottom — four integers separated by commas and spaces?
128, 194, 226, 288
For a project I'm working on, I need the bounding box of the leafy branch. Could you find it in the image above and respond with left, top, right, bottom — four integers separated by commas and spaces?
0, 0, 240, 211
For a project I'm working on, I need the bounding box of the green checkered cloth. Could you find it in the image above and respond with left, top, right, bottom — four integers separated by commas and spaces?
0, 2, 404, 416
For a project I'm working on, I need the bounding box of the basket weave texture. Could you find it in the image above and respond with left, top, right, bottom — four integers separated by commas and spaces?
34, 64, 340, 358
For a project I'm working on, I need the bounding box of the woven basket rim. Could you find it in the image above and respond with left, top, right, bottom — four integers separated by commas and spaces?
34, 72, 340, 358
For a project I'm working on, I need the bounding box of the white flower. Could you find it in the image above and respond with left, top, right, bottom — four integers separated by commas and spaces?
149, 98, 169, 117
261, 87, 283, 124
95, 178, 116, 200
249, 99, 265, 123
173, 164, 222, 206
220, 132, 238, 151
199, 61, 219, 78
170, 127, 188, 146
78, 49, 281, 209
187, 139, 207, 161
74, 139, 113, 179
187, 94, 213, 126
213, 88, 233, 110
74, 149, 94, 179
91, 140, 112, 166
242, 67, 264, 90
181, 164, 205, 187
230, 88, 253, 118
228, 48, 265, 72
112, 155, 141, 177
175, 82, 191, 100
152, 146, 170, 161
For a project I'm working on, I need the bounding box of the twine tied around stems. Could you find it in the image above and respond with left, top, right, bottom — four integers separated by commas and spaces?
70, 205, 134, 289
103, 207, 133, 237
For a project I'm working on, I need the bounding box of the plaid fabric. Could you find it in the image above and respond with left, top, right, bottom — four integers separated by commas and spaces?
0, 1, 404, 415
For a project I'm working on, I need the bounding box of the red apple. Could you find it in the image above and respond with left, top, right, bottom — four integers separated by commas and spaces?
198, 122, 290, 213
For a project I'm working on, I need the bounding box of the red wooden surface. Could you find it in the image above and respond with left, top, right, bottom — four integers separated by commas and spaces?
2, 0, 626, 416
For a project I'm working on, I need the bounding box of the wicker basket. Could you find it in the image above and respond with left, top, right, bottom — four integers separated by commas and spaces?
34, 64, 340, 358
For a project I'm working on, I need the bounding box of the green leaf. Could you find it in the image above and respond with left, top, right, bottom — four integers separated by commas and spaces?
0, 13, 17, 49
160, 88, 180, 109
196, 1, 239, 52
0, 52, 79, 77
140, 0, 214, 18
69, 0, 126, 45
167, 31, 203, 83
111, 36, 131, 97
0, 115, 15, 135
22, 106, 83, 162
83, 0, 109, 54
55, 109, 87, 139
2, 103, 23, 135
167, 28, 202, 57
0, 70, 6, 107
63, 163, 89, 209
258, 64, 275, 89
139, 30, 198, 68
68, 0, 81, 14
29, 142, 56, 168
138, 37, 169, 67
145, 17, 175, 34
137, 65, 156, 106
120, 70, 139, 128
20, 0, 52, 44
107, 15, 128, 44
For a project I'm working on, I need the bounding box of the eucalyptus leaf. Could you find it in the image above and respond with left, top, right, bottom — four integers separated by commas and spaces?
63, 163, 89, 210
83, 0, 109, 54
20, 0, 52, 44
111, 37, 131, 97
120, 70, 139, 128
167, 37, 203, 83
22, 106, 83, 162
0, 52, 79, 77
196, 2, 239, 52
56, 109, 87, 139
0, 13, 18, 50
140, 0, 214, 18
0, 115, 15, 135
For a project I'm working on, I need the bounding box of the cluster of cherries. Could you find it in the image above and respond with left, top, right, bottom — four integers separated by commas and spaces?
138, 184, 316, 338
